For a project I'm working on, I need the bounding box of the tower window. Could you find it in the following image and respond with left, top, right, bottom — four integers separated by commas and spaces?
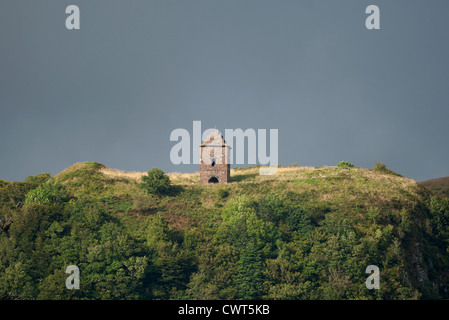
211, 158, 216, 167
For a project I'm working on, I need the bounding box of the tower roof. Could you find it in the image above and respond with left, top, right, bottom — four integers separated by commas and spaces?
200, 129, 230, 148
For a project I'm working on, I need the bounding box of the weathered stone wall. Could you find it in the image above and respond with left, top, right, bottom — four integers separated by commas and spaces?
200, 163, 230, 184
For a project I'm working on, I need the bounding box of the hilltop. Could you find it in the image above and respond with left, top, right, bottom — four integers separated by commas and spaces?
53, 162, 425, 230
1, 161, 449, 300
420, 176, 449, 197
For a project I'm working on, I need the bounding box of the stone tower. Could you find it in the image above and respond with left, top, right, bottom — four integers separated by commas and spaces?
200, 129, 230, 184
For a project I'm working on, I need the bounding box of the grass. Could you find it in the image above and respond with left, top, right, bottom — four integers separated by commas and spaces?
420, 177, 449, 197
52, 162, 427, 234
14, 161, 447, 300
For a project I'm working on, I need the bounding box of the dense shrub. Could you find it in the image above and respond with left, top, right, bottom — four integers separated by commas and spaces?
25, 173, 51, 185
337, 161, 354, 168
139, 168, 172, 196
428, 196, 449, 246
373, 162, 402, 177
24, 181, 70, 206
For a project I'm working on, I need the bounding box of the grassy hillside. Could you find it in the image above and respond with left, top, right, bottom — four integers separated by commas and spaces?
1, 162, 449, 300
420, 177, 449, 197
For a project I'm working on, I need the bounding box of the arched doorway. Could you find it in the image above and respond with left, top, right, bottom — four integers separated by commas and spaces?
208, 177, 219, 184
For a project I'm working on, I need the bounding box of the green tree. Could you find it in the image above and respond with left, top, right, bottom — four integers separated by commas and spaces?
24, 180, 69, 206
140, 168, 172, 196
0, 181, 37, 209
0, 261, 36, 299
236, 242, 264, 299
187, 242, 238, 300
25, 173, 51, 185
151, 241, 197, 299
337, 161, 354, 168
37, 268, 80, 300
428, 196, 449, 248
146, 214, 171, 251
264, 243, 313, 299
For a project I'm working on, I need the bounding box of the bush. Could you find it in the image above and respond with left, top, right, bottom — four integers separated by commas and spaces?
337, 161, 354, 168
25, 173, 51, 185
139, 168, 172, 196
428, 196, 449, 242
373, 162, 387, 171
24, 180, 69, 206
373, 163, 402, 177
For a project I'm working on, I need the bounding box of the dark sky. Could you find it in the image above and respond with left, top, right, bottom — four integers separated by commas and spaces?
1, 0, 448, 182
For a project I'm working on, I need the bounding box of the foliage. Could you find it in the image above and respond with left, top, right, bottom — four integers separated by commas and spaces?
428, 196, 449, 249
140, 168, 172, 196
25, 173, 51, 185
236, 242, 264, 299
0, 181, 40, 209
373, 162, 402, 177
0, 163, 448, 300
24, 180, 70, 206
337, 161, 354, 168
